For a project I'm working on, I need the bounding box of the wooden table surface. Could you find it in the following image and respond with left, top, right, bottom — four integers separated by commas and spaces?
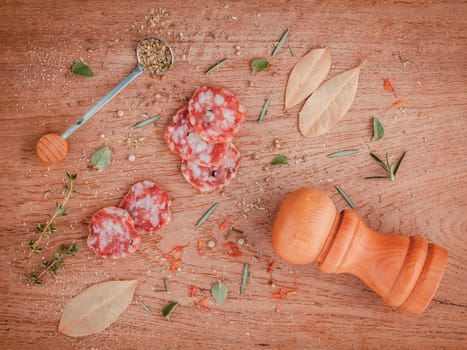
1, 1, 466, 349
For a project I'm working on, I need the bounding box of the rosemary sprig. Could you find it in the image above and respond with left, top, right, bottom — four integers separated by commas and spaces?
271, 29, 289, 57
131, 115, 160, 129
365, 151, 407, 181
205, 58, 228, 76
257, 98, 270, 125
28, 173, 77, 256
336, 186, 355, 209
25, 243, 78, 285
139, 300, 152, 315
240, 263, 249, 295
327, 149, 358, 158
195, 203, 218, 228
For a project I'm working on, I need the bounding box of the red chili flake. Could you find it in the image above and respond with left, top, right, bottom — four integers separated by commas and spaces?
382, 77, 396, 96
170, 258, 182, 273
197, 240, 205, 255
163, 253, 174, 261
223, 241, 235, 249
268, 261, 277, 273
171, 243, 189, 254
219, 219, 229, 231
286, 290, 297, 297
189, 285, 200, 297
272, 287, 286, 299
228, 246, 243, 257
384, 99, 406, 114
274, 303, 281, 313
195, 296, 211, 311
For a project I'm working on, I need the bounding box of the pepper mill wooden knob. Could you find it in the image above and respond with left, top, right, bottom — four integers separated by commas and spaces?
271, 188, 448, 315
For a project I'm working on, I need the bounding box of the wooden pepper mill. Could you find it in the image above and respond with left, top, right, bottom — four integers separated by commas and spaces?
271, 188, 448, 315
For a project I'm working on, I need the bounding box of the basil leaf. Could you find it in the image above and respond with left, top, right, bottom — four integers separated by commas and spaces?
271, 155, 288, 165
373, 117, 384, 140
89, 145, 111, 171
72, 61, 94, 77
251, 58, 269, 72
162, 301, 178, 319
211, 282, 228, 304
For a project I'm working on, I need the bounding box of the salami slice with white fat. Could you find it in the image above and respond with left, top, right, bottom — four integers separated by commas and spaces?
118, 180, 171, 234
181, 143, 241, 192
188, 86, 245, 143
164, 106, 228, 166
87, 207, 141, 258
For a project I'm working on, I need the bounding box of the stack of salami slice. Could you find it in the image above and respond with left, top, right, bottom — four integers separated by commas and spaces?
164, 86, 245, 193
87, 180, 171, 258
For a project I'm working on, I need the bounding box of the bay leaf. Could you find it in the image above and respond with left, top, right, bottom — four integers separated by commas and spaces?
58, 280, 138, 337
211, 281, 228, 304
299, 61, 364, 138
89, 145, 111, 171
285, 47, 331, 110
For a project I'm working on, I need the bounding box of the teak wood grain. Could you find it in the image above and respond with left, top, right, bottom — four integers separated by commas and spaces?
0, 1, 466, 349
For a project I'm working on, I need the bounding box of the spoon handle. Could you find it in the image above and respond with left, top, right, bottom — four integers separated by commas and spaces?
61, 65, 144, 139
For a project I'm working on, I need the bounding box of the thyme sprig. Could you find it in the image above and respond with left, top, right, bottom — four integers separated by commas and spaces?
25, 243, 78, 285
365, 151, 407, 181
28, 173, 77, 256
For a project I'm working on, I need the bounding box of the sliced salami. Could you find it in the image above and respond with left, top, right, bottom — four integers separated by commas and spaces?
188, 86, 245, 143
181, 143, 241, 192
164, 106, 228, 166
119, 180, 171, 234
87, 207, 141, 258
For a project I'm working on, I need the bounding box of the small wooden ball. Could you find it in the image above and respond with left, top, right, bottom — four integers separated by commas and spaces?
36, 133, 68, 164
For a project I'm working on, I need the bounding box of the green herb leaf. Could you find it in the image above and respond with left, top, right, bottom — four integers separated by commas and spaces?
257, 98, 270, 125
71, 61, 94, 77
327, 149, 359, 158
373, 117, 384, 140
66, 173, 77, 181
271, 29, 289, 57
139, 301, 152, 315
271, 155, 288, 165
240, 263, 249, 295
89, 145, 111, 171
205, 58, 228, 76
251, 58, 269, 72
131, 115, 160, 129
336, 186, 355, 209
162, 301, 179, 319
195, 203, 218, 228
56, 202, 66, 216
211, 281, 228, 304
366, 151, 406, 181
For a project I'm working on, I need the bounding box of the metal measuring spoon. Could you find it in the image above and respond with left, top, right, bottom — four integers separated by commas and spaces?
36, 36, 174, 164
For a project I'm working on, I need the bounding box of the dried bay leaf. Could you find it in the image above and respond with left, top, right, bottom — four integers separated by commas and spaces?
285, 47, 331, 110
58, 280, 138, 337
299, 61, 364, 138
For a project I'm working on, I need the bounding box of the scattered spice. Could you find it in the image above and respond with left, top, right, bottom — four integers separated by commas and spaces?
251, 58, 270, 72
137, 37, 173, 74
170, 258, 182, 273
89, 145, 111, 171
257, 98, 271, 125
272, 287, 297, 299
224, 241, 243, 257
385, 99, 406, 114
365, 151, 407, 181
170, 243, 189, 254
383, 78, 396, 96
274, 303, 281, 313
336, 185, 355, 209
138, 300, 152, 315
271, 155, 288, 165
271, 29, 289, 57
28, 173, 77, 256
205, 58, 228, 76
197, 240, 205, 255
219, 219, 229, 231
373, 117, 384, 140
189, 285, 200, 297
268, 261, 277, 273
240, 263, 249, 295
131, 115, 160, 129
211, 282, 228, 304
71, 61, 94, 77
162, 301, 179, 319
26, 243, 78, 285
195, 203, 219, 228
327, 149, 359, 158
194, 296, 211, 311
153, 278, 169, 293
